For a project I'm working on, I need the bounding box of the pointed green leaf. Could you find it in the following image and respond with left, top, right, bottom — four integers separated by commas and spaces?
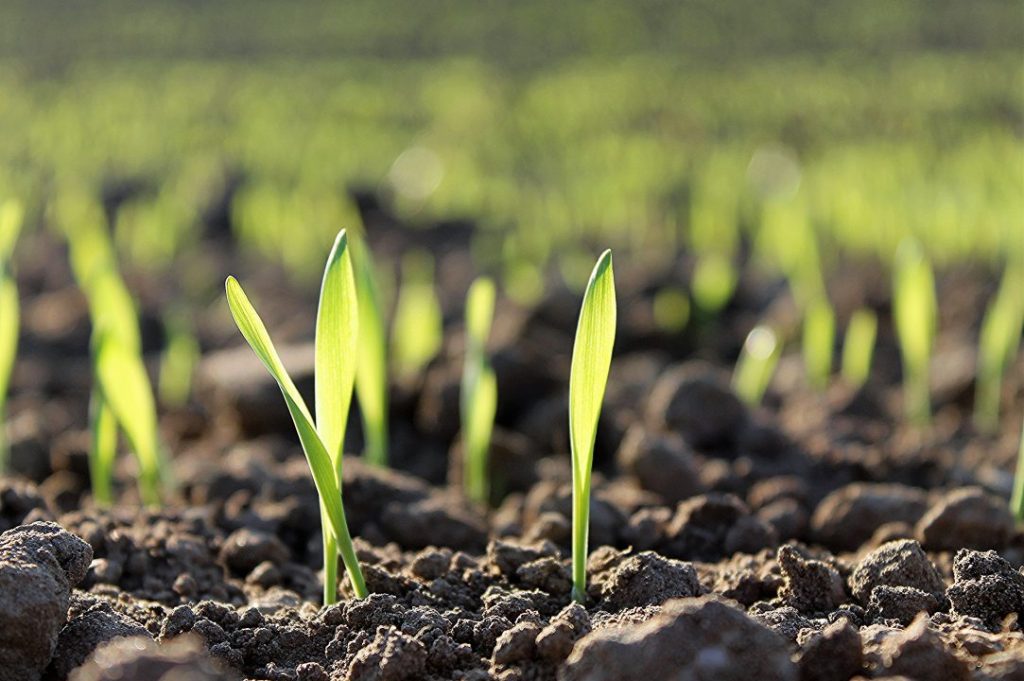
465, 278, 496, 355
568, 250, 616, 481
225, 276, 367, 597
354, 240, 389, 466
94, 335, 161, 505
315, 230, 359, 467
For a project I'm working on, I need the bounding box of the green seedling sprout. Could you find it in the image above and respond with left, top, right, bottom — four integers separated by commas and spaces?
353, 241, 389, 466
225, 230, 367, 603
392, 250, 442, 375
461, 277, 497, 504
974, 265, 1024, 433
691, 253, 737, 314
802, 298, 835, 390
159, 314, 200, 408
733, 325, 782, 405
568, 250, 616, 603
0, 198, 22, 472
893, 240, 937, 425
840, 308, 878, 388
1012, 418, 1024, 522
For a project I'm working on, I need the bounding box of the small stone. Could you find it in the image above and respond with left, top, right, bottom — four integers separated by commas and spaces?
811, 484, 927, 552
616, 426, 703, 503
644, 362, 748, 449
867, 585, 941, 625
492, 621, 540, 666
795, 619, 863, 681
219, 528, 289, 575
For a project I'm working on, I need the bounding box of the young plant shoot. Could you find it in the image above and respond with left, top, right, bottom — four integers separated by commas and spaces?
733, 325, 782, 405
568, 250, 616, 603
393, 250, 442, 375
1012, 418, 1024, 522
353, 240, 389, 466
0, 199, 22, 472
974, 265, 1024, 433
802, 298, 835, 390
225, 230, 367, 603
841, 307, 877, 388
893, 240, 937, 425
461, 277, 497, 504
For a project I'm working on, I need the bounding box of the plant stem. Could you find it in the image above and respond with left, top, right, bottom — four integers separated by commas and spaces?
321, 504, 338, 605
571, 477, 590, 604
335, 501, 368, 598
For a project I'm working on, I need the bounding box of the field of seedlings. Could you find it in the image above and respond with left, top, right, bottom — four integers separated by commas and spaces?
1, 1, 1023, 680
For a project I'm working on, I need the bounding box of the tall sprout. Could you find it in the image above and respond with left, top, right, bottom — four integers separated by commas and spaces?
568, 250, 616, 603
893, 240, 937, 425
225, 230, 367, 603
353, 241, 389, 466
974, 265, 1024, 433
841, 308, 877, 388
1013, 418, 1024, 522
802, 298, 835, 390
392, 250, 442, 375
461, 277, 497, 504
159, 313, 200, 408
0, 199, 22, 471
733, 325, 782, 405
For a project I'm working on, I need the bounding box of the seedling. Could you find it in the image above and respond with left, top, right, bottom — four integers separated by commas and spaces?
353, 240, 389, 466
1013, 418, 1024, 522
733, 325, 782, 405
974, 264, 1024, 433
691, 253, 737, 314
568, 250, 616, 603
893, 240, 937, 425
802, 298, 835, 390
841, 308, 877, 388
461, 277, 497, 504
0, 198, 22, 472
159, 314, 200, 408
225, 230, 367, 603
392, 250, 442, 375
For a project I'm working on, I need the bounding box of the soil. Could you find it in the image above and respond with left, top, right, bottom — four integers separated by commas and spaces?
2, 211, 1024, 681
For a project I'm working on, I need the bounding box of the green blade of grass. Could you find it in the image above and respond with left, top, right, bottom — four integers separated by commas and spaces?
353, 240, 389, 467
462, 277, 497, 504
1012, 418, 1024, 522
0, 266, 19, 472
0, 198, 24, 262
93, 334, 162, 506
975, 265, 1024, 432
88, 389, 118, 506
841, 308, 877, 388
225, 275, 367, 599
568, 249, 616, 603
802, 298, 835, 390
733, 325, 782, 405
314, 229, 360, 605
893, 240, 937, 425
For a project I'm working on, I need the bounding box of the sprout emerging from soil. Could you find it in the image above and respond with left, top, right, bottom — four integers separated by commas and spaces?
225, 230, 368, 602
802, 298, 835, 390
353, 239, 390, 467
393, 250, 442, 375
159, 312, 200, 408
733, 325, 782, 405
841, 307, 877, 388
974, 264, 1024, 433
893, 240, 936, 426
568, 250, 616, 603
1014, 419, 1024, 522
461, 277, 497, 504
57, 194, 169, 507
0, 197, 23, 471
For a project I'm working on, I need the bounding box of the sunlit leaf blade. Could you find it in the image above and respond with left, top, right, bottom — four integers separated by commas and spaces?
464, 357, 497, 504
569, 250, 616, 478
94, 335, 161, 505
465, 278, 496, 353
841, 308, 877, 388
975, 265, 1024, 432
1013, 420, 1024, 522
225, 276, 368, 598
0, 199, 24, 262
803, 299, 835, 390
315, 230, 359, 467
88, 270, 142, 355
88, 389, 117, 506
893, 240, 936, 424
568, 249, 616, 603
733, 325, 782, 405
0, 267, 18, 472
354, 240, 389, 466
